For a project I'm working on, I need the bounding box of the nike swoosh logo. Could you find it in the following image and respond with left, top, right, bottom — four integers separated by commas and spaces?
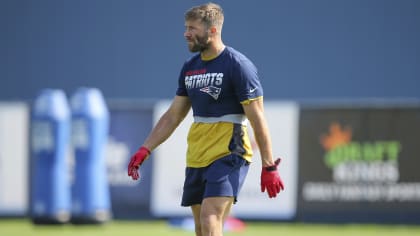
249, 87, 258, 93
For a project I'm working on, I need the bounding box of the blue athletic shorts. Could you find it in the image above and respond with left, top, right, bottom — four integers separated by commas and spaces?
181, 154, 250, 207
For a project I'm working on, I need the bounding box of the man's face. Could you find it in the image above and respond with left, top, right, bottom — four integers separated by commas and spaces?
184, 19, 210, 52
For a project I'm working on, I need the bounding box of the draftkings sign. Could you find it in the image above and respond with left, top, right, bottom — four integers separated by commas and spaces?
297, 106, 420, 223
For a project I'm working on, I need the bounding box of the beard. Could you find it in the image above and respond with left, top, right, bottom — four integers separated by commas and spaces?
188, 33, 210, 52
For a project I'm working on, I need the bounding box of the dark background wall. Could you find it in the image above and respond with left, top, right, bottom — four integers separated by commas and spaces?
1, 0, 419, 101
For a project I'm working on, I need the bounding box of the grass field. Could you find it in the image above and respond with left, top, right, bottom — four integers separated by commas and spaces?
1, 219, 420, 236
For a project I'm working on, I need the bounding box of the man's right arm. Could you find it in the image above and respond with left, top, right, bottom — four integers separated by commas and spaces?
128, 96, 191, 180
142, 95, 191, 151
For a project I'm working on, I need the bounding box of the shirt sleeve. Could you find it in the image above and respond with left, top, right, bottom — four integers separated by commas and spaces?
176, 63, 188, 96
232, 57, 264, 103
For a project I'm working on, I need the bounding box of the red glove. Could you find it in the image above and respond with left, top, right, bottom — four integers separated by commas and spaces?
261, 158, 284, 198
127, 146, 150, 180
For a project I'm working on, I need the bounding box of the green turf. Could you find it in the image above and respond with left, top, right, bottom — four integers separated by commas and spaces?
1, 219, 419, 236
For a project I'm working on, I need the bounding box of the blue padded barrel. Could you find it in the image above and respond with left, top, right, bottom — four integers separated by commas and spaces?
70, 87, 111, 224
30, 89, 71, 224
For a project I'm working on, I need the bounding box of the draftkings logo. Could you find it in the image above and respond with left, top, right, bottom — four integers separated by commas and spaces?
301, 121, 420, 203
319, 122, 401, 183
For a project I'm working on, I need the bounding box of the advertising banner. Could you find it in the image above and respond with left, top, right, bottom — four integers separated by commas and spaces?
105, 103, 154, 219
151, 101, 299, 220
0, 102, 29, 216
297, 106, 420, 223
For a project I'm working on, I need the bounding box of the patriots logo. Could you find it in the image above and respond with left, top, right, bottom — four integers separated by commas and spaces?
200, 86, 221, 100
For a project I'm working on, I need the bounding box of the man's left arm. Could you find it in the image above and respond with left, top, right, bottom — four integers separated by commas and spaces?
242, 98, 284, 198
242, 98, 274, 167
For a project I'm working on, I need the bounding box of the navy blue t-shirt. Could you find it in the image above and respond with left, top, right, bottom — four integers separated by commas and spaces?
176, 46, 263, 118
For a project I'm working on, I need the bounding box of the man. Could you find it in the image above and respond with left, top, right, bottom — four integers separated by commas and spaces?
128, 2, 284, 236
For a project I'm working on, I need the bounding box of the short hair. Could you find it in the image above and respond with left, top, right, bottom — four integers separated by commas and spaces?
184, 2, 224, 30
